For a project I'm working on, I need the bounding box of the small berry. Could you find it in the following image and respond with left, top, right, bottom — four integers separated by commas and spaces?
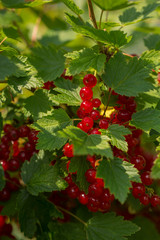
141, 171, 153, 186
139, 194, 150, 206
19, 125, 30, 138
92, 98, 101, 108
150, 195, 160, 207
132, 183, 145, 198
125, 98, 136, 112
83, 74, 97, 88
80, 87, 93, 100
3, 124, 13, 133
86, 155, 96, 168
63, 143, 74, 158
99, 119, 109, 129
8, 129, 19, 141
117, 110, 131, 123
130, 155, 146, 171
81, 117, 94, 132
78, 192, 88, 205
24, 142, 35, 153
66, 185, 79, 199
8, 158, 20, 172
90, 128, 101, 135
90, 110, 100, 120
80, 100, 93, 113
100, 201, 111, 211
28, 130, 38, 143
85, 169, 96, 183
0, 160, 9, 171
0, 187, 11, 201
42, 81, 55, 90
88, 183, 103, 197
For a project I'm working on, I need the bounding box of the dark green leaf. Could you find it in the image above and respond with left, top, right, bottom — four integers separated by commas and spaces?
1, 0, 52, 8
86, 212, 140, 240
1, 192, 19, 216
144, 34, 160, 50
142, 3, 160, 17
30, 45, 65, 82
59, 126, 113, 159
97, 158, 131, 203
32, 109, 72, 151
66, 47, 106, 75
0, 165, 5, 191
0, 55, 17, 80
21, 154, 67, 196
131, 108, 160, 133
122, 161, 141, 183
61, 0, 83, 15
102, 52, 154, 96
0, 9, 21, 27
119, 7, 141, 23
151, 155, 160, 179
92, 0, 136, 11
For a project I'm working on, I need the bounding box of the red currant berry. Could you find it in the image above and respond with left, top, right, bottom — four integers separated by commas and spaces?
0, 215, 5, 228
117, 110, 131, 123
61, 69, 73, 80
0, 143, 9, 153
8, 129, 19, 141
19, 125, 30, 138
0, 187, 11, 201
63, 143, 74, 158
88, 197, 99, 208
77, 108, 86, 119
0, 160, 9, 171
18, 151, 27, 162
8, 158, 20, 171
83, 74, 97, 88
90, 110, 100, 120
85, 169, 96, 183
86, 155, 96, 168
78, 192, 88, 205
100, 201, 111, 211
42, 81, 55, 90
92, 98, 101, 108
77, 122, 84, 131
2, 223, 13, 235
80, 100, 93, 113
88, 183, 103, 197
28, 130, 38, 143
125, 98, 136, 112
24, 142, 35, 153
6, 178, 20, 191
3, 124, 13, 133
132, 129, 142, 138
66, 185, 79, 199
99, 119, 109, 129
132, 183, 145, 198
90, 128, 101, 135
64, 174, 72, 185
118, 95, 128, 104
130, 155, 146, 171
1, 135, 10, 144
141, 171, 153, 186
81, 117, 94, 132
100, 189, 111, 202
139, 194, 150, 206
80, 87, 93, 100
150, 195, 160, 207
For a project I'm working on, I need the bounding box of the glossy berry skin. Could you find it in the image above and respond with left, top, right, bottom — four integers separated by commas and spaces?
90, 128, 101, 135
64, 174, 72, 185
8, 158, 20, 171
0, 160, 9, 171
19, 125, 30, 138
88, 197, 99, 208
88, 183, 103, 198
85, 169, 96, 183
130, 155, 146, 171
24, 142, 35, 153
0, 143, 9, 153
81, 117, 94, 132
78, 192, 88, 205
100, 189, 111, 202
100, 201, 111, 211
83, 74, 97, 88
63, 143, 74, 158
118, 95, 128, 104
86, 155, 96, 168
1, 135, 10, 144
150, 195, 160, 207
92, 98, 101, 108
139, 194, 150, 206
117, 110, 131, 123
77, 108, 87, 119
6, 178, 20, 191
80, 87, 93, 100
99, 119, 109, 129
3, 124, 13, 133
141, 171, 153, 186
90, 110, 100, 120
8, 129, 19, 141
18, 151, 27, 162
77, 122, 84, 131
80, 100, 93, 113
132, 183, 145, 198
125, 98, 136, 112
42, 81, 55, 90
0, 215, 5, 228
0, 187, 11, 201
66, 185, 79, 199
28, 130, 38, 143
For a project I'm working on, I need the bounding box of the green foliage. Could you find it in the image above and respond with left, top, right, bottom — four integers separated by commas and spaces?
151, 155, 160, 179
92, 0, 136, 11
32, 109, 72, 151
21, 154, 67, 196
30, 45, 65, 82
0, 165, 5, 191
97, 158, 131, 203
1, 0, 52, 8
102, 52, 154, 96
86, 212, 140, 240
61, 0, 83, 15
0, 55, 17, 80
66, 46, 106, 75
122, 161, 141, 183
60, 126, 113, 158
119, 7, 141, 23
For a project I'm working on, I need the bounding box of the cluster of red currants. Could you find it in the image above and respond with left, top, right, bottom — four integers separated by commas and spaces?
0, 209, 14, 239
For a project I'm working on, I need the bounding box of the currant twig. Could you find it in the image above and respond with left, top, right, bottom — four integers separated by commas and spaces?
99, 10, 104, 29
103, 88, 112, 117
87, 0, 98, 29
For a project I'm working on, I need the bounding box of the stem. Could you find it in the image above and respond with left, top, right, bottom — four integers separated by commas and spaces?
123, 53, 134, 58
56, 205, 87, 226
0, 80, 8, 83
99, 10, 104, 29
87, 0, 98, 29
0, 37, 7, 46
103, 89, 112, 117
31, 16, 42, 43
78, 14, 84, 23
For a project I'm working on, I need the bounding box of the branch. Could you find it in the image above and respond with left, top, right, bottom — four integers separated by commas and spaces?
31, 16, 42, 43
0, 37, 7, 46
87, 0, 98, 29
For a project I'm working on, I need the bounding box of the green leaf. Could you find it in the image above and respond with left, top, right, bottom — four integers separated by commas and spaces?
1, 0, 52, 8
105, 124, 131, 152
102, 52, 154, 97
140, 50, 160, 69
23, 89, 52, 120
142, 3, 160, 17
30, 45, 65, 82
144, 34, 160, 50
32, 109, 72, 151
119, 7, 141, 23
0, 9, 21, 27
0, 55, 17, 80
0, 165, 5, 191
65, 13, 131, 48
92, 0, 136, 11
86, 212, 140, 240
1, 192, 19, 216
50, 78, 81, 106
97, 158, 131, 203
131, 108, 160, 133
69, 157, 90, 192
60, 126, 113, 159
151, 155, 160, 179
21, 154, 67, 196
122, 161, 141, 183
66, 47, 106, 75
61, 0, 83, 15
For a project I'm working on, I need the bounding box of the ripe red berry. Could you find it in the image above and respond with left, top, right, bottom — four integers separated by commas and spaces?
28, 130, 38, 143
90, 110, 100, 120
130, 155, 146, 171
90, 128, 101, 135
88, 197, 99, 208
139, 194, 150, 206
99, 119, 109, 129
83, 74, 97, 88
19, 125, 30, 138
0, 215, 5, 228
80, 100, 93, 113
100, 201, 111, 211
1, 135, 10, 144
141, 171, 153, 186
18, 151, 27, 162
0, 160, 9, 171
100, 189, 111, 202
8, 158, 20, 171
80, 87, 93, 100
42, 81, 55, 90
77, 108, 87, 119
88, 183, 103, 197
81, 117, 94, 132
117, 110, 131, 123
78, 192, 88, 205
24, 142, 35, 153
3, 124, 13, 133
118, 95, 129, 104
2, 223, 13, 235
125, 98, 136, 112
6, 178, 20, 191
66, 185, 79, 199
150, 195, 160, 207
8, 128, 19, 141
85, 169, 96, 183
0, 187, 11, 201
92, 98, 101, 108
61, 69, 73, 80
0, 143, 9, 154
64, 174, 72, 185
132, 183, 145, 198
86, 155, 96, 168
63, 143, 74, 158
